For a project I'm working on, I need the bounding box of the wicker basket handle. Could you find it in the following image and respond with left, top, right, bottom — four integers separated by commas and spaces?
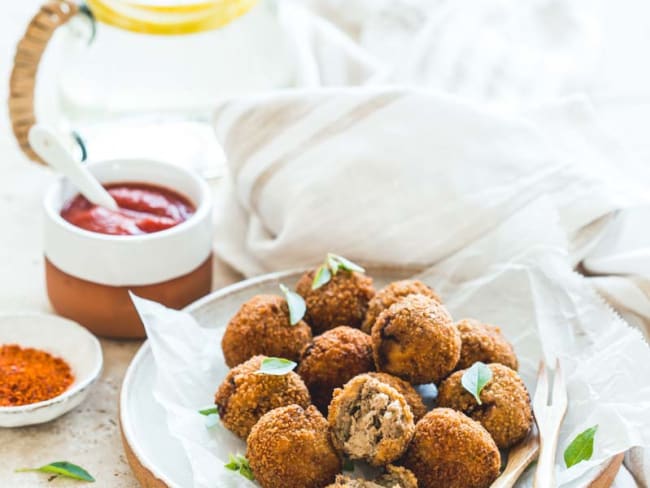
9, 0, 79, 164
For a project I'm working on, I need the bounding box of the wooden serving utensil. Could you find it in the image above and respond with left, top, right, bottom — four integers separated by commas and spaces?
490, 422, 540, 488
532, 359, 568, 488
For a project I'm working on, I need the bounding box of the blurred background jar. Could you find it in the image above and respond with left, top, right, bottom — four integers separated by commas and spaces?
11, 0, 295, 174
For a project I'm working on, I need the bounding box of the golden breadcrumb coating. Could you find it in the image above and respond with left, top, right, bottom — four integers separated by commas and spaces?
371, 295, 460, 384
296, 270, 375, 334
221, 294, 312, 367
366, 372, 427, 421
455, 318, 518, 370
401, 408, 501, 488
214, 355, 310, 439
298, 326, 375, 412
437, 363, 532, 448
362, 280, 441, 334
247, 404, 341, 488
328, 374, 415, 466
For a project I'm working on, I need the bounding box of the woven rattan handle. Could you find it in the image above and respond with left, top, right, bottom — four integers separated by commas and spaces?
9, 0, 79, 164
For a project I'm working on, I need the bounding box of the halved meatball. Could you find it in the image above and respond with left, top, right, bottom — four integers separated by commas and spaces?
455, 318, 518, 370
328, 374, 415, 466
247, 405, 341, 488
221, 294, 312, 367
296, 269, 375, 334
366, 372, 427, 421
401, 408, 501, 488
436, 363, 532, 448
298, 326, 375, 412
362, 280, 441, 334
327, 465, 418, 488
214, 355, 310, 439
371, 295, 460, 384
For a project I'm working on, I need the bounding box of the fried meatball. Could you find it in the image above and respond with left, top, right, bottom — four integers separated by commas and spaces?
221, 294, 312, 367
455, 318, 518, 370
214, 355, 310, 439
247, 404, 341, 488
328, 374, 415, 466
366, 372, 427, 421
401, 408, 501, 488
371, 295, 460, 384
327, 465, 418, 488
296, 269, 375, 333
436, 363, 532, 448
298, 326, 375, 412
362, 280, 441, 334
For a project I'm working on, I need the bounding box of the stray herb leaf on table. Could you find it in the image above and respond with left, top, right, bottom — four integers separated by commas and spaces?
461, 362, 492, 405
16, 461, 95, 482
564, 425, 598, 468
225, 454, 255, 480
256, 357, 297, 375
279, 284, 306, 325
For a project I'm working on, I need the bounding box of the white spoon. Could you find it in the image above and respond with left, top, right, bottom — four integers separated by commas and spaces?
29, 125, 119, 211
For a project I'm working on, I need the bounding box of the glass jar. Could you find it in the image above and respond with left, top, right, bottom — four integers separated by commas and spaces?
10, 0, 294, 167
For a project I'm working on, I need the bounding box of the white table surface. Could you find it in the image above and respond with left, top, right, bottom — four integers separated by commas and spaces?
1, 1, 649, 487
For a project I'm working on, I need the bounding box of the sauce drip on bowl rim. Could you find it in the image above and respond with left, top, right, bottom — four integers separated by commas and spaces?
60, 182, 195, 236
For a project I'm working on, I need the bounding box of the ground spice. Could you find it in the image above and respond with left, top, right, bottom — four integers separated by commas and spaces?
0, 344, 74, 406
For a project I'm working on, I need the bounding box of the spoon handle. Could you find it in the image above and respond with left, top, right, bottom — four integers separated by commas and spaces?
28, 125, 119, 212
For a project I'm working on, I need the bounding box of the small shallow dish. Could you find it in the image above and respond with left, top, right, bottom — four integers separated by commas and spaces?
0, 313, 103, 428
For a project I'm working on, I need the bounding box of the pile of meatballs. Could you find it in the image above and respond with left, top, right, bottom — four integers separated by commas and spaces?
214, 264, 533, 488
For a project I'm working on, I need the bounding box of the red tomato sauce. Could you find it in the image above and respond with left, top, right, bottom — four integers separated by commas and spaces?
60, 183, 195, 236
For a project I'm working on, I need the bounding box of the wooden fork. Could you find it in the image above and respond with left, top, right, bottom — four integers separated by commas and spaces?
532, 359, 568, 488
490, 422, 540, 488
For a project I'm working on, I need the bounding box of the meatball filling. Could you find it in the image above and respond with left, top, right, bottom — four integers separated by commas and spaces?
335, 380, 409, 460
330, 465, 417, 488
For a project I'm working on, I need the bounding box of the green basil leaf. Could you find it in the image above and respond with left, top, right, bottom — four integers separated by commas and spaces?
279, 284, 306, 325
256, 357, 297, 375
564, 425, 598, 468
224, 454, 239, 471
327, 254, 341, 275
198, 406, 219, 416
328, 253, 365, 273
225, 454, 255, 481
342, 457, 354, 471
461, 362, 492, 405
312, 265, 332, 289
16, 462, 95, 482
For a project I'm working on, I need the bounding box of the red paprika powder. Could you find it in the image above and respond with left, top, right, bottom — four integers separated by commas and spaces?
0, 344, 74, 406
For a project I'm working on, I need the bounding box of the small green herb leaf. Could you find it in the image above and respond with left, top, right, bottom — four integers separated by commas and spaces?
461, 362, 492, 405
328, 253, 365, 273
312, 265, 332, 290
342, 457, 354, 471
564, 425, 598, 468
225, 454, 255, 481
279, 284, 306, 325
16, 462, 95, 482
198, 406, 219, 416
256, 357, 297, 375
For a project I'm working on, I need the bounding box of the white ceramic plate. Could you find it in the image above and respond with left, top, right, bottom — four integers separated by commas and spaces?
0, 313, 103, 427
119, 268, 620, 488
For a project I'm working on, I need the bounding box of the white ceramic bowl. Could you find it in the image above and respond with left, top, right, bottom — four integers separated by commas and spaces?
42, 158, 214, 338
0, 313, 103, 428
